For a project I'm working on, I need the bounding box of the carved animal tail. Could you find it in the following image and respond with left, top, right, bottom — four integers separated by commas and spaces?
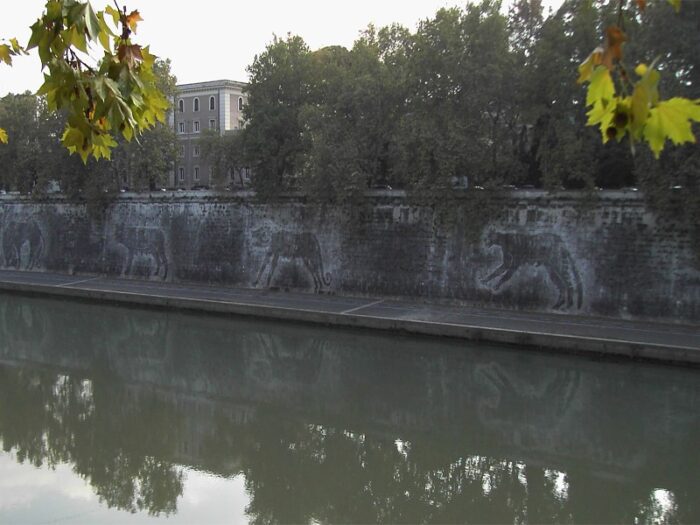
36, 233, 45, 268
314, 240, 331, 287
567, 252, 583, 309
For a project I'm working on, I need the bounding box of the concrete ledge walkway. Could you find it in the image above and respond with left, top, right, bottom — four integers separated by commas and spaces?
0, 269, 698, 365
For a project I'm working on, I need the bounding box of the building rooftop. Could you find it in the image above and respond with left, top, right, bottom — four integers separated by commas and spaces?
176, 79, 248, 92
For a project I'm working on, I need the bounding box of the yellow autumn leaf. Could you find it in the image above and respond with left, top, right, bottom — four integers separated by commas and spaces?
630, 65, 660, 138
577, 47, 604, 84
126, 10, 143, 33
587, 97, 617, 142
586, 66, 615, 108
0, 44, 12, 65
9, 38, 22, 53
0, 128, 8, 143
643, 98, 700, 157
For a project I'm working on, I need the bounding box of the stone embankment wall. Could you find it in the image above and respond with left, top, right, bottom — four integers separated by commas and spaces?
0, 190, 698, 322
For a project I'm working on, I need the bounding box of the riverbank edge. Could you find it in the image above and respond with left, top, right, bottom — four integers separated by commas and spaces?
0, 277, 698, 366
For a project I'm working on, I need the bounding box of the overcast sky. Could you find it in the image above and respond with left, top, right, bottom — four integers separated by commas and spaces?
0, 0, 563, 96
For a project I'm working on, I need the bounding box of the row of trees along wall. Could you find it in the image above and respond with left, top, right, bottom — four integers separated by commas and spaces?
1, 1, 698, 213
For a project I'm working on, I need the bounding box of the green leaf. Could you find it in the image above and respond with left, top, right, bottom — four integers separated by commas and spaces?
61, 125, 90, 163
104, 5, 121, 26
85, 2, 100, 41
47, 0, 62, 20
103, 77, 121, 96
667, 0, 681, 12
130, 91, 144, 109
37, 34, 52, 65
643, 98, 700, 157
92, 77, 107, 101
36, 75, 55, 96
66, 2, 87, 28
96, 13, 112, 51
69, 26, 88, 53
27, 21, 43, 51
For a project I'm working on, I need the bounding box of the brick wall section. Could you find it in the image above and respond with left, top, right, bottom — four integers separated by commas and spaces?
0, 190, 698, 322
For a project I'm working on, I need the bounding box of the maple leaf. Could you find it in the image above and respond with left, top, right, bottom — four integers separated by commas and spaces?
118, 44, 144, 68
643, 98, 700, 157
587, 97, 617, 142
586, 66, 615, 108
126, 10, 143, 33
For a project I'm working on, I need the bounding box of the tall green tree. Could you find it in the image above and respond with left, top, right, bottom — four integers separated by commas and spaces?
0, 58, 176, 201
0, 92, 65, 194
525, 0, 604, 189
395, 1, 518, 197
244, 34, 312, 199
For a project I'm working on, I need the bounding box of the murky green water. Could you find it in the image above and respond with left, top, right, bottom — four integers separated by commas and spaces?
0, 293, 698, 524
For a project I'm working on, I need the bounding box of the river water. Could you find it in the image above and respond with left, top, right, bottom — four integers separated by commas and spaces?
0, 293, 697, 524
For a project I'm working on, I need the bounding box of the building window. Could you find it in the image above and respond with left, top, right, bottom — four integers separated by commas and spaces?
178, 122, 185, 133
238, 97, 244, 111
178, 167, 184, 181
209, 119, 216, 130
193, 98, 199, 112
193, 121, 200, 133
193, 145, 200, 157
178, 99, 184, 112
194, 166, 200, 181
209, 96, 215, 111
179, 145, 185, 157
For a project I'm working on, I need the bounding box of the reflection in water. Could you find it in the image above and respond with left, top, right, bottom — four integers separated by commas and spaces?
0, 294, 698, 523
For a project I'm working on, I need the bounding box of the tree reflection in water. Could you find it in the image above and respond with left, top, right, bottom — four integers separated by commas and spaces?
0, 368, 184, 516
0, 294, 698, 523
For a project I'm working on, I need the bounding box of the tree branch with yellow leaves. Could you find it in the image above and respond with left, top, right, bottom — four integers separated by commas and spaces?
1, 0, 168, 162
578, 0, 700, 157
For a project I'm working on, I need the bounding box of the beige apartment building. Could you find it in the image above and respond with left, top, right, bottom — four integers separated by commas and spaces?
171, 79, 248, 189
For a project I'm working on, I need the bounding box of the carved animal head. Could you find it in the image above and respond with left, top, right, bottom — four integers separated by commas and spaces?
483, 229, 502, 249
